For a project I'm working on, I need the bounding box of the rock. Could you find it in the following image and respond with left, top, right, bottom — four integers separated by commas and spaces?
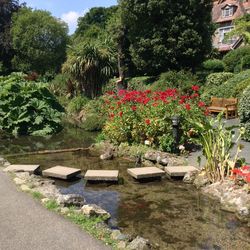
117, 241, 127, 249
158, 157, 169, 166
127, 236, 150, 250
56, 194, 85, 207
183, 170, 199, 184
194, 172, 210, 188
13, 177, 26, 185
100, 149, 114, 160
111, 230, 128, 241
41, 198, 50, 204
60, 207, 70, 215
81, 204, 111, 218
144, 151, 158, 162
35, 183, 60, 199
20, 184, 31, 192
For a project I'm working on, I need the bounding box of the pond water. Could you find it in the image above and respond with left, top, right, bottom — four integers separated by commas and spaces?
1, 126, 250, 250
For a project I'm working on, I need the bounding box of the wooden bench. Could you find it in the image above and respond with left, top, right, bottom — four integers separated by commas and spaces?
208, 97, 238, 119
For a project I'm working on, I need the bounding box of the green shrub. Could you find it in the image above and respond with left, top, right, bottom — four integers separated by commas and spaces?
48, 73, 71, 96
150, 70, 198, 93
201, 70, 250, 103
223, 46, 250, 72
67, 96, 89, 114
0, 74, 64, 136
232, 78, 250, 98
239, 86, 250, 141
204, 72, 234, 87
202, 59, 225, 72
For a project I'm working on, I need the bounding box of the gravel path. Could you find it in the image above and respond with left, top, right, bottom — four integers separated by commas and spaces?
0, 170, 110, 250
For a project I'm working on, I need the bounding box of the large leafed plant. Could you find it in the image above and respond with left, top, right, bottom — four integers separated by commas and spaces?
0, 73, 64, 136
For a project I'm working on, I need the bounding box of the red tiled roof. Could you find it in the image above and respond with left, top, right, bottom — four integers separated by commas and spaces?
212, 0, 248, 23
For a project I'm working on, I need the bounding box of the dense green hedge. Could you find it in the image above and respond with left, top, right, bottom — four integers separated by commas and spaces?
0, 74, 64, 136
223, 46, 250, 72
239, 86, 250, 141
202, 59, 225, 73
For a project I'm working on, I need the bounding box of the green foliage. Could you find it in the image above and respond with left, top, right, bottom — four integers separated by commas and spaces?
32, 191, 44, 200
44, 200, 59, 211
239, 86, 250, 141
232, 78, 250, 98
201, 70, 250, 103
48, 73, 71, 96
223, 46, 250, 72
0, 74, 64, 136
75, 6, 118, 38
150, 70, 198, 93
120, 0, 213, 75
67, 96, 89, 114
11, 8, 68, 74
202, 59, 225, 72
204, 72, 234, 87
188, 113, 243, 183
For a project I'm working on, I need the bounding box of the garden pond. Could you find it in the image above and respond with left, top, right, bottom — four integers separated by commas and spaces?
1, 125, 250, 250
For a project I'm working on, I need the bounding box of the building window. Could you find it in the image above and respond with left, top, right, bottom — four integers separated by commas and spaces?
222, 6, 234, 17
218, 26, 235, 43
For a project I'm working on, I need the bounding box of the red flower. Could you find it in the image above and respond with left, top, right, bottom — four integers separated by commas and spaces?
145, 119, 151, 125
185, 104, 191, 110
110, 113, 115, 119
242, 166, 250, 171
198, 101, 205, 107
131, 106, 137, 111
119, 111, 123, 117
192, 85, 200, 91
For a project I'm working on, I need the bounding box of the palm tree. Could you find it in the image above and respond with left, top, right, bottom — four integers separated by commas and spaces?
63, 41, 115, 98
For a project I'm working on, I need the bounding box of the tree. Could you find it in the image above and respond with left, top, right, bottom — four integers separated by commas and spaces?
119, 0, 214, 75
62, 41, 115, 98
0, 0, 21, 72
11, 8, 68, 74
75, 6, 118, 38
226, 14, 250, 45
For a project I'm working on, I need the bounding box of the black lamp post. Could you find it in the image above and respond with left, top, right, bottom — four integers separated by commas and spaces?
172, 116, 181, 154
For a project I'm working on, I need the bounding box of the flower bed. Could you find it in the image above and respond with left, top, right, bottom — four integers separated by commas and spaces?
102, 86, 208, 152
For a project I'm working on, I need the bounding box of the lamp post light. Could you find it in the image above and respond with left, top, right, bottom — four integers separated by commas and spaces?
172, 116, 181, 154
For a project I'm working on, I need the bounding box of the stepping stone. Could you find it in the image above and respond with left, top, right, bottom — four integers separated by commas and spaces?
127, 167, 165, 179
165, 166, 198, 177
42, 166, 81, 180
4, 164, 40, 174
84, 170, 119, 181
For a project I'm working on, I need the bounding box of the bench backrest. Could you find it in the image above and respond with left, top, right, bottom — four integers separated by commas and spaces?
211, 97, 238, 107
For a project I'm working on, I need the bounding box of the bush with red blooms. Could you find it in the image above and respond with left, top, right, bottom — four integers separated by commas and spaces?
231, 166, 250, 183
102, 86, 208, 152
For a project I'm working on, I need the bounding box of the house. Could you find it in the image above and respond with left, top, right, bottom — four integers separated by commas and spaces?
212, 0, 250, 53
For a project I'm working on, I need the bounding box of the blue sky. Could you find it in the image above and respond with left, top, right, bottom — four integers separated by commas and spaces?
21, 0, 117, 34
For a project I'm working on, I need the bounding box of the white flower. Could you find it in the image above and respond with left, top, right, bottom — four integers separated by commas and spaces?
144, 140, 151, 146
179, 145, 185, 151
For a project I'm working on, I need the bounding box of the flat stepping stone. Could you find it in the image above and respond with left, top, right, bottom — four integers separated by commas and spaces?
165, 166, 198, 177
42, 166, 81, 180
127, 167, 165, 179
4, 164, 40, 174
84, 170, 119, 181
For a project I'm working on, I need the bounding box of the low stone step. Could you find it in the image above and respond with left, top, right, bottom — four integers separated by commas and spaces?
127, 167, 165, 179
84, 170, 119, 181
165, 166, 198, 177
4, 164, 40, 174
42, 166, 81, 180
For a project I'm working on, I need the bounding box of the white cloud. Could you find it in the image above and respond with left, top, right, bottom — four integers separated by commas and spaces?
61, 10, 88, 34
